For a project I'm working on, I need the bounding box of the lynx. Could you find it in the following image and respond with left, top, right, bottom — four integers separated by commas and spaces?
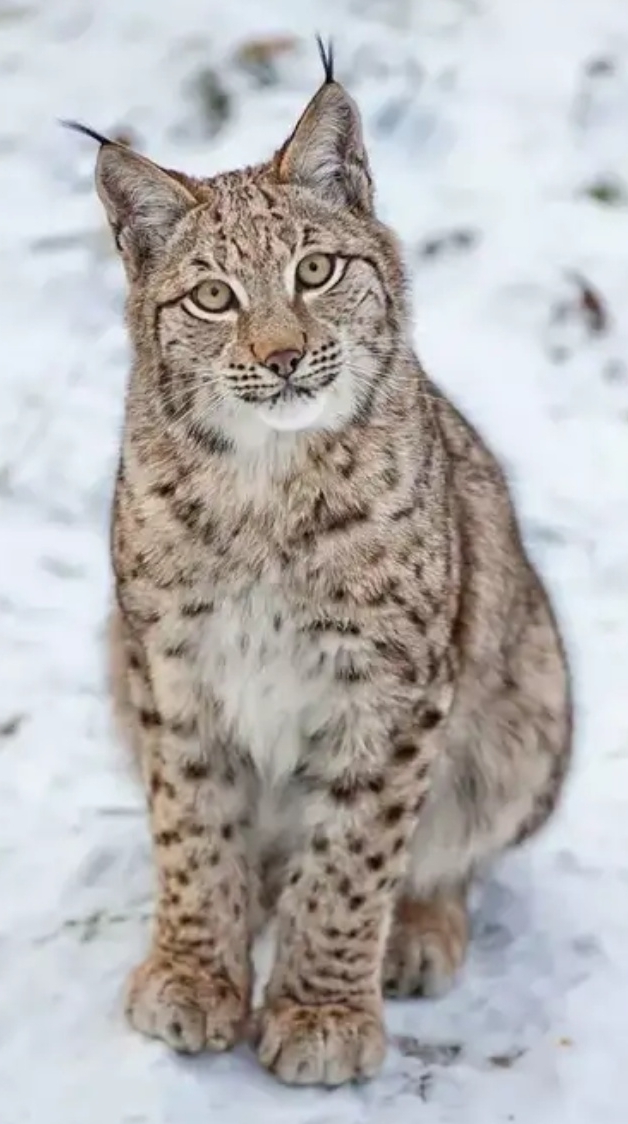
72, 41, 572, 1086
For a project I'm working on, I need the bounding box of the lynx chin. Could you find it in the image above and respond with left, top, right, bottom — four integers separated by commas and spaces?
74, 39, 572, 1087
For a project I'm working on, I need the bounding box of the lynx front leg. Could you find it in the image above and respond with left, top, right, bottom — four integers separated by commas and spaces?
257, 731, 433, 1086
121, 630, 252, 1054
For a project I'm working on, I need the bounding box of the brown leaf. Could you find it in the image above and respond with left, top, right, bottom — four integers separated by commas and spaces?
568, 270, 610, 335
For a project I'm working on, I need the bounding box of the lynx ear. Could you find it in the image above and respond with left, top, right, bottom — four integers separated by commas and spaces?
95, 143, 197, 271
274, 40, 373, 213
62, 122, 196, 272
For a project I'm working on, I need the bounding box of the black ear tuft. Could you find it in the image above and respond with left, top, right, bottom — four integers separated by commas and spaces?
59, 119, 114, 147
275, 39, 373, 212
315, 35, 334, 84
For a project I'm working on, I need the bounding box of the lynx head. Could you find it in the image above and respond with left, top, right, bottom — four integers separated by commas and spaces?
72, 41, 408, 453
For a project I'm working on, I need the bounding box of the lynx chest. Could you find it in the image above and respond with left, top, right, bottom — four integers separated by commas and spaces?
200, 582, 340, 784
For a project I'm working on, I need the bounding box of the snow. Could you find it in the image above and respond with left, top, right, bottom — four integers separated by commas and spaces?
1, 0, 627, 1120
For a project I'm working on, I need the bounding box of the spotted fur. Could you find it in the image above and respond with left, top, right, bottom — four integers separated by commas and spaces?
90, 46, 573, 1086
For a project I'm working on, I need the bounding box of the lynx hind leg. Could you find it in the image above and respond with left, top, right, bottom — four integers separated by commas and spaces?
383, 886, 469, 999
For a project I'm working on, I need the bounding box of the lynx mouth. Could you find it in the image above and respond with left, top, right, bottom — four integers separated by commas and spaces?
257, 385, 329, 432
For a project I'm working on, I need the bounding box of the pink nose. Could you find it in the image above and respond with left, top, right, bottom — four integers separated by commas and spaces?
263, 349, 303, 379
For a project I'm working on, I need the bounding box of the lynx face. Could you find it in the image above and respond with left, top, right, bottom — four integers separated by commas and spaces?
152, 193, 397, 443
87, 67, 408, 450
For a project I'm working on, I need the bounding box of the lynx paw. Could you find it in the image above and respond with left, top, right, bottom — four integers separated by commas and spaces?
126, 952, 248, 1053
383, 892, 469, 998
256, 998, 386, 1086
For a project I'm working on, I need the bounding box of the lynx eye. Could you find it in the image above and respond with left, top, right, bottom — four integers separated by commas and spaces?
296, 252, 336, 291
190, 279, 237, 314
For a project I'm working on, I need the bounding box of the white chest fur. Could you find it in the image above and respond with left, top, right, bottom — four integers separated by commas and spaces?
200, 585, 329, 785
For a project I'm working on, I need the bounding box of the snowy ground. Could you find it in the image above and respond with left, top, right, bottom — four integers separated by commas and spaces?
1, 0, 628, 1120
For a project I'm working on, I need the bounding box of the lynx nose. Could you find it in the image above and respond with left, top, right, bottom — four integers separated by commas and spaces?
263, 348, 303, 379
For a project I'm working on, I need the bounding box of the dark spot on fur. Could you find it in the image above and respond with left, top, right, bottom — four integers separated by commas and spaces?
329, 773, 384, 803
174, 499, 206, 533
366, 852, 385, 872
382, 803, 405, 826
391, 503, 415, 521
139, 708, 162, 729
307, 618, 360, 636
163, 640, 192, 659
329, 778, 358, 804
312, 836, 329, 854
392, 741, 419, 764
176, 870, 190, 887
179, 912, 202, 927
314, 492, 370, 535
221, 823, 233, 841
181, 599, 214, 618
210, 849, 221, 866
406, 608, 426, 631
349, 894, 366, 911
185, 421, 233, 457
155, 830, 180, 847
180, 759, 210, 781
338, 876, 352, 897
153, 480, 176, 498
420, 707, 442, 731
